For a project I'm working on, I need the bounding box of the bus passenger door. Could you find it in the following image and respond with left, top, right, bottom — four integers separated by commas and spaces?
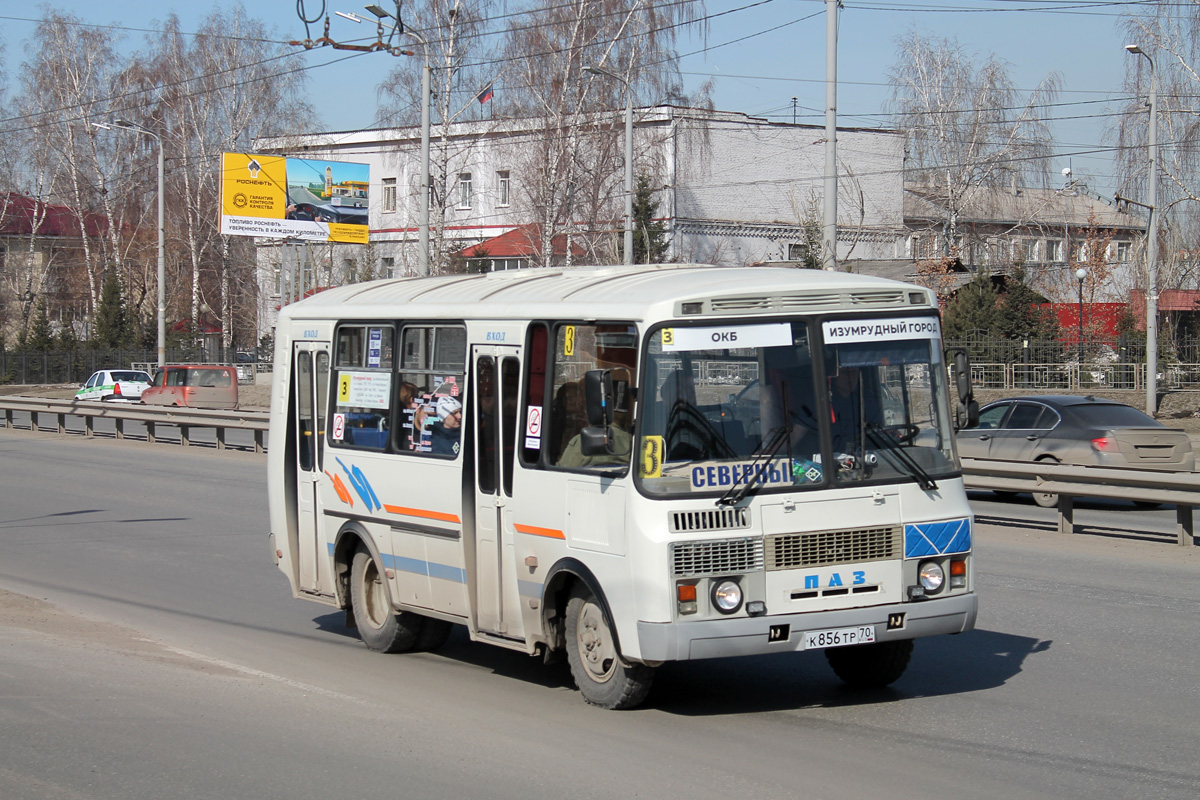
470, 347, 523, 637
293, 342, 331, 595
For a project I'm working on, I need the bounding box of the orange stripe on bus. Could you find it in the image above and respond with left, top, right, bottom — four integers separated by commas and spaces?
382, 505, 461, 523
514, 523, 565, 540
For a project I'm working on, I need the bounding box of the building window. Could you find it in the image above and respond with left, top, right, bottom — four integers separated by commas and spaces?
497, 171, 510, 207
1113, 241, 1131, 262
382, 256, 395, 279
1048, 239, 1064, 262
458, 173, 473, 209
382, 178, 397, 212
1021, 239, 1038, 262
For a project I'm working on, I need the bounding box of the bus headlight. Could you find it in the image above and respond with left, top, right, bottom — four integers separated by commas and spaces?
918, 561, 945, 593
711, 579, 743, 614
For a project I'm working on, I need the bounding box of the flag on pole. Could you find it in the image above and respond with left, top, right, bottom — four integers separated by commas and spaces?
476, 83, 494, 104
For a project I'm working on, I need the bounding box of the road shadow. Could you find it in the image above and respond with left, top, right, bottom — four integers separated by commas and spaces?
647, 628, 1048, 715
309, 612, 574, 690
317, 609, 1048, 713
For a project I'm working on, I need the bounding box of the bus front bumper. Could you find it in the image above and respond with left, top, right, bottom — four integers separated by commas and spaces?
634, 593, 977, 662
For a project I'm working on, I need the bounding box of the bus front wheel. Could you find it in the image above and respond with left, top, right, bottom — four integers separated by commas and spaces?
825, 639, 913, 688
564, 585, 653, 709
350, 548, 422, 653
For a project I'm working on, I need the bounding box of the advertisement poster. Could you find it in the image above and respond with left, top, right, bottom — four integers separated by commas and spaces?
220, 153, 370, 244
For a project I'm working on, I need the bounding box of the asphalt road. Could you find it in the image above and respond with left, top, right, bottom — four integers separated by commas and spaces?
1, 428, 1198, 799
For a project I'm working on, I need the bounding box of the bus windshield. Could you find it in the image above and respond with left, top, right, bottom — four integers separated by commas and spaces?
639, 318, 958, 498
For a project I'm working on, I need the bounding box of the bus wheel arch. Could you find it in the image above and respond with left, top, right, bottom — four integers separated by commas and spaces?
541, 559, 608, 652
332, 522, 375, 609
543, 559, 654, 709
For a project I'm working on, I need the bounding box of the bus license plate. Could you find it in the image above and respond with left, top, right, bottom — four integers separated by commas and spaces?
804, 625, 875, 650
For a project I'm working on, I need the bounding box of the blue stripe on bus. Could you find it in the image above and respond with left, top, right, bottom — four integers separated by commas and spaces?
325, 543, 529, 589
517, 579, 544, 599
381, 553, 467, 584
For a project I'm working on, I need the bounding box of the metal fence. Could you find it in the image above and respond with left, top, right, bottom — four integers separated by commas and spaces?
945, 334, 1200, 368
0, 348, 267, 386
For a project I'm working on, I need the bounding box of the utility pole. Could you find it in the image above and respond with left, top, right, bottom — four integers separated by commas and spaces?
822, 0, 839, 271
1126, 44, 1158, 414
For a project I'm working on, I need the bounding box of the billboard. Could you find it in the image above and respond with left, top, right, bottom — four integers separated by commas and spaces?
220, 153, 370, 244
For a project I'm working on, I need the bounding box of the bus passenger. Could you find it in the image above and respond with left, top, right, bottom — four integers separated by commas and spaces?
551, 381, 587, 461
429, 396, 463, 456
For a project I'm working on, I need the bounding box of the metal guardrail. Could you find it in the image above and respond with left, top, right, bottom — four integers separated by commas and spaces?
961, 457, 1197, 547
2, 397, 1193, 546
0, 396, 268, 453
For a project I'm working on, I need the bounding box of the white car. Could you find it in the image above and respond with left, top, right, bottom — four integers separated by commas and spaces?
74, 369, 153, 402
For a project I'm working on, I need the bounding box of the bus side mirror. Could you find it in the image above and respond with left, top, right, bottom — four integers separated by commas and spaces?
584, 369, 614, 427
948, 348, 979, 430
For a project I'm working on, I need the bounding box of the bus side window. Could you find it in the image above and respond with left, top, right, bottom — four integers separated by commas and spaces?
398, 324, 466, 457
520, 324, 549, 465
550, 322, 638, 470
330, 324, 395, 451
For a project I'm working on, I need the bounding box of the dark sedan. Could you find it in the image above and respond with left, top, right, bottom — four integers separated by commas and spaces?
956, 395, 1195, 507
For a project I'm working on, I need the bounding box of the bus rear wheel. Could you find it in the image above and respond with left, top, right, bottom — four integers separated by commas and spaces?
825, 639, 913, 688
564, 585, 653, 709
350, 548, 422, 653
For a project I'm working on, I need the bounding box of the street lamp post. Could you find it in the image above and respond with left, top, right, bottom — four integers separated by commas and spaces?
402, 33, 431, 276
584, 65, 634, 266
94, 120, 166, 370
1126, 43, 1158, 414
1075, 267, 1087, 367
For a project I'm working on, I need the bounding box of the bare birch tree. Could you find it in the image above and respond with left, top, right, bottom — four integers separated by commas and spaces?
1116, 6, 1200, 294
16, 11, 129, 318
375, 0, 502, 273
888, 29, 1060, 258
499, 0, 705, 266
126, 8, 313, 352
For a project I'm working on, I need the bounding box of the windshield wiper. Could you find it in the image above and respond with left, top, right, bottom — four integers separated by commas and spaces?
865, 423, 937, 491
716, 425, 790, 508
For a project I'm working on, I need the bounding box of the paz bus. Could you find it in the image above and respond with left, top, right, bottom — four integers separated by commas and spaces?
267, 264, 978, 709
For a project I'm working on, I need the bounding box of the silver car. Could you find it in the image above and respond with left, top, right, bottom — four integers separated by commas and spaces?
956, 395, 1195, 507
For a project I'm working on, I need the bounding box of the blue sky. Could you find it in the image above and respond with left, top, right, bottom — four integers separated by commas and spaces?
3, 1, 1136, 195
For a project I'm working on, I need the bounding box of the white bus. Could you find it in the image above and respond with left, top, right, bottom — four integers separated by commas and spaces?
268, 264, 978, 709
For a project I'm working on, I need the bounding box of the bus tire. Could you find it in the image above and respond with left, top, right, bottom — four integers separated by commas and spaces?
350, 548, 422, 653
564, 584, 653, 709
825, 639, 914, 688
413, 618, 453, 652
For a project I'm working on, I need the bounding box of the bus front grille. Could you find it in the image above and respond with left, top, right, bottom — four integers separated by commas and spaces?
671, 537, 764, 577
670, 508, 750, 533
766, 526, 902, 570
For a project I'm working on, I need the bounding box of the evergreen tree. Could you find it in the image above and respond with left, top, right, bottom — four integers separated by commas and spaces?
942, 269, 1000, 339
618, 175, 670, 264
56, 322, 79, 352
996, 267, 1058, 341
92, 271, 136, 349
26, 298, 54, 351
